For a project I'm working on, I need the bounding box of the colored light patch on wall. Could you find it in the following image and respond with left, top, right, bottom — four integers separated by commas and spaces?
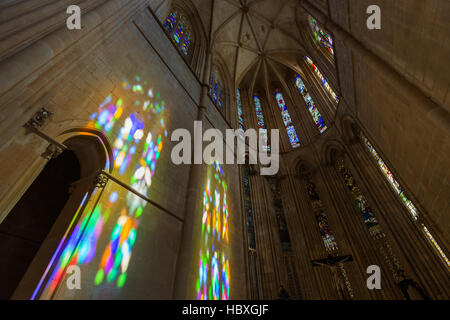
36, 76, 168, 298
196, 162, 230, 300
295, 75, 327, 133
37, 188, 104, 298
89, 95, 123, 133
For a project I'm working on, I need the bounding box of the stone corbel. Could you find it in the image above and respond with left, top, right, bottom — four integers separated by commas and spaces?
26, 108, 54, 128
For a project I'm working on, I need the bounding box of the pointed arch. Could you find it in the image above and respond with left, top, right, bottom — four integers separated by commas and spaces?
163, 0, 208, 77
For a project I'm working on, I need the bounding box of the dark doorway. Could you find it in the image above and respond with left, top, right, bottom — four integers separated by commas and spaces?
0, 150, 81, 299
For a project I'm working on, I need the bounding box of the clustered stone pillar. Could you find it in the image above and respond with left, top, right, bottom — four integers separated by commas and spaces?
172, 51, 211, 299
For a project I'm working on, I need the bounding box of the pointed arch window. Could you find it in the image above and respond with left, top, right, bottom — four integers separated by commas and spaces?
306, 56, 339, 104
164, 8, 192, 56
305, 180, 338, 251
253, 95, 269, 151
210, 68, 224, 110
309, 16, 334, 56
274, 90, 300, 148
361, 134, 450, 268
295, 75, 327, 133
237, 88, 245, 131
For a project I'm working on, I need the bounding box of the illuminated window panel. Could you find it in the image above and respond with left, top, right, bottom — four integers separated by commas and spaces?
362, 134, 450, 268
305, 56, 339, 104
34, 76, 168, 299
163, 10, 177, 33
196, 162, 230, 300
181, 33, 191, 56
335, 159, 385, 240
210, 68, 224, 110
295, 75, 327, 133
309, 16, 334, 55
269, 179, 293, 252
242, 167, 255, 250
236, 88, 245, 131
423, 225, 450, 268
306, 181, 338, 252
362, 135, 418, 220
164, 8, 192, 56
173, 23, 184, 44
253, 95, 269, 151
275, 91, 301, 148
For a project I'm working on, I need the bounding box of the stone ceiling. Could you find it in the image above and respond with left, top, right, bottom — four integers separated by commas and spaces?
191, 0, 307, 88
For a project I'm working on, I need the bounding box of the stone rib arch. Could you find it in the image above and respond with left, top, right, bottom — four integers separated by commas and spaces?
340, 115, 361, 145
322, 139, 346, 166
165, 0, 208, 77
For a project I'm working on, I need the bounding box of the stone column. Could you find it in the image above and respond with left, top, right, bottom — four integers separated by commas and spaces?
172, 51, 211, 299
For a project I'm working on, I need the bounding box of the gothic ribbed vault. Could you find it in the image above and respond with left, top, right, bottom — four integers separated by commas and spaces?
191, 0, 308, 85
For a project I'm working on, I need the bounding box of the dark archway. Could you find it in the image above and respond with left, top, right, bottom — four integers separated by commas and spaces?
0, 150, 81, 299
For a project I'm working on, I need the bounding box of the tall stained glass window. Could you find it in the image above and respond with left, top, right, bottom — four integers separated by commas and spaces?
196, 162, 230, 300
253, 95, 269, 151
335, 159, 385, 240
309, 16, 334, 56
269, 178, 301, 298
305, 180, 338, 251
275, 91, 301, 148
361, 134, 450, 268
164, 9, 192, 56
210, 68, 224, 110
242, 166, 255, 250
304, 178, 354, 298
306, 56, 339, 104
237, 88, 245, 131
295, 75, 327, 133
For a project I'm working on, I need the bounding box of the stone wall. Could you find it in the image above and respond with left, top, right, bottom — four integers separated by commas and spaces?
0, 0, 246, 300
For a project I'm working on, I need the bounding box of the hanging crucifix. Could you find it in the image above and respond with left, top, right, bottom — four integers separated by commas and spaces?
312, 254, 353, 300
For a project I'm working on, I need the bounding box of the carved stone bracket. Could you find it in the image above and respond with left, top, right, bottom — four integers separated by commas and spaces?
95, 173, 109, 189
41, 143, 63, 160
26, 108, 54, 128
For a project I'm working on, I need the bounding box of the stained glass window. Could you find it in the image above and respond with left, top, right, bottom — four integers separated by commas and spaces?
305, 178, 354, 298
335, 159, 385, 239
242, 166, 255, 250
305, 181, 338, 251
269, 178, 301, 298
196, 162, 230, 300
253, 95, 269, 151
295, 75, 327, 133
309, 16, 334, 56
164, 8, 192, 56
361, 134, 450, 268
275, 91, 301, 148
269, 179, 293, 252
306, 56, 339, 104
237, 88, 245, 131
209, 68, 224, 110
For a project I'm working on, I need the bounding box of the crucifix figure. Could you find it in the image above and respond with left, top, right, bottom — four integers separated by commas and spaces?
312, 254, 353, 300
